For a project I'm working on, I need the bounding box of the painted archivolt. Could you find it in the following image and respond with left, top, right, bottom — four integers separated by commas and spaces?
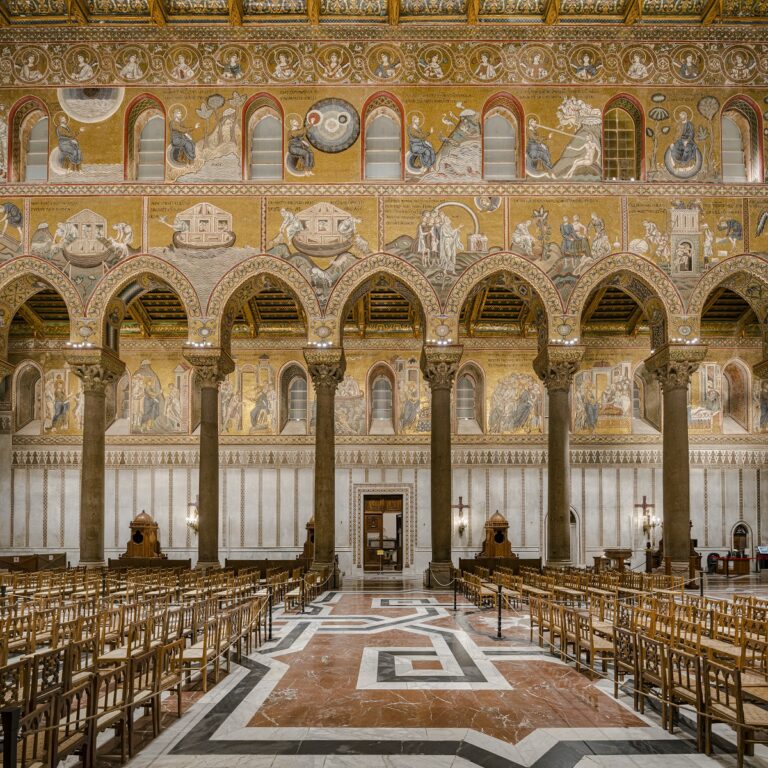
0, 39, 767, 87
205, 255, 321, 346
566, 252, 684, 331
444, 252, 563, 334
324, 253, 441, 332
84, 254, 203, 342
686, 253, 768, 323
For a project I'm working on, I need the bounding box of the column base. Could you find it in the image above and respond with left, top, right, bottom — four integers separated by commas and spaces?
78, 560, 106, 569
195, 560, 221, 570
426, 561, 453, 590
311, 561, 340, 589
545, 558, 572, 569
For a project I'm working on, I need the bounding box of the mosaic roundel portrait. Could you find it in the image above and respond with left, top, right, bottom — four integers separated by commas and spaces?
305, 98, 360, 153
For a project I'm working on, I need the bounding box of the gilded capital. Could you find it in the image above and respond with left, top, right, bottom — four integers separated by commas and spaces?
420, 345, 463, 392
533, 345, 584, 392
182, 347, 235, 389
644, 344, 707, 393
66, 348, 126, 395
304, 347, 346, 395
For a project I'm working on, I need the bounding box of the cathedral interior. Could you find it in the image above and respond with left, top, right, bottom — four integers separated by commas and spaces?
0, 2, 768, 766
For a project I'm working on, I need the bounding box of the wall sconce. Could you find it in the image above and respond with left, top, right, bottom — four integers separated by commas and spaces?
452, 496, 469, 537
186, 497, 199, 535
635, 495, 658, 547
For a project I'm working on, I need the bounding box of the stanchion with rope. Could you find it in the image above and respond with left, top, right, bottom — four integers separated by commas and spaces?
300, 578, 305, 614
453, 572, 458, 612
496, 583, 503, 639
268, 585, 273, 641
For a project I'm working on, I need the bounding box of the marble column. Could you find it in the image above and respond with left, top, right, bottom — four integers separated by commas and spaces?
0, 361, 14, 544
645, 344, 707, 573
534, 345, 584, 567
183, 348, 234, 569
67, 349, 125, 567
304, 347, 345, 573
420, 344, 463, 587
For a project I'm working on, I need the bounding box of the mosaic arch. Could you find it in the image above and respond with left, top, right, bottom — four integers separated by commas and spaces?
325, 253, 441, 342
0, 257, 83, 355
444, 252, 563, 338
566, 252, 684, 339
206, 255, 321, 349
85, 254, 203, 346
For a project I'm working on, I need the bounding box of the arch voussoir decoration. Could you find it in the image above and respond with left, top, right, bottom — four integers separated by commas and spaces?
85, 254, 203, 346
686, 254, 768, 324
567, 253, 684, 343
206, 255, 321, 349
325, 253, 441, 340
444, 252, 563, 339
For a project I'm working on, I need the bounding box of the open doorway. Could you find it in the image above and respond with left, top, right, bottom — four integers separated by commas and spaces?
363, 495, 403, 572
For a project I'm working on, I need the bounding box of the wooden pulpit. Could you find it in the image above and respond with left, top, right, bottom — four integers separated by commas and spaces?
120, 510, 166, 559
478, 511, 512, 558
300, 516, 315, 561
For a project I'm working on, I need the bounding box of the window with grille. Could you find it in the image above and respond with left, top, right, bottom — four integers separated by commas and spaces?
288, 376, 307, 421
456, 376, 476, 420
365, 112, 401, 180
137, 115, 165, 181
483, 111, 517, 180
721, 101, 760, 183
603, 107, 638, 181
250, 113, 283, 181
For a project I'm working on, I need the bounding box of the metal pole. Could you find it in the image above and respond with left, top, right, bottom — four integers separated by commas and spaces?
300, 579, 305, 614
497, 583, 503, 640
268, 585, 273, 641
699, 570, 704, 598
2, 706, 21, 768
453, 572, 457, 612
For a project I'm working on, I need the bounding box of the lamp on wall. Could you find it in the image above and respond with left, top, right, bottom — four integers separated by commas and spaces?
186, 496, 199, 535
452, 496, 470, 537
636, 495, 658, 547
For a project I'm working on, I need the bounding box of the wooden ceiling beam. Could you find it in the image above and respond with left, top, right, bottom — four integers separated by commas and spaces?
241, 300, 258, 338
229, 0, 244, 24
625, 304, 645, 336
387, 0, 399, 23
701, 286, 726, 317
16, 305, 46, 337
147, 0, 167, 25
735, 306, 756, 338
128, 300, 152, 338
0, 1, 11, 25
582, 286, 609, 325
700, 0, 721, 23
622, 0, 640, 23
466, 288, 487, 338
543, 0, 559, 24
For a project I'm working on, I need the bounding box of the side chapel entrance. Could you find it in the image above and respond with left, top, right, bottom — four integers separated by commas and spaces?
363, 495, 403, 572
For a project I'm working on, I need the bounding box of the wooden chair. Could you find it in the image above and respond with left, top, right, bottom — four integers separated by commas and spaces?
561, 607, 579, 664
27, 645, 67, 711
637, 633, 669, 726
577, 613, 614, 674
703, 658, 768, 768
667, 646, 703, 750
64, 635, 98, 689
55, 676, 93, 767
91, 663, 129, 767
157, 638, 184, 727
612, 626, 638, 706
0, 656, 32, 712
7, 697, 57, 768
127, 647, 160, 757
181, 615, 219, 693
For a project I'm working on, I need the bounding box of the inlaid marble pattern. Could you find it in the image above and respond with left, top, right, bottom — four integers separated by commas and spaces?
123, 589, 731, 768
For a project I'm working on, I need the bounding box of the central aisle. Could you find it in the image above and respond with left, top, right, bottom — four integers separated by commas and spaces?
125, 585, 723, 768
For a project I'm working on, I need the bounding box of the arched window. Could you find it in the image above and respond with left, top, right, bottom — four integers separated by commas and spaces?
482, 95, 522, 181
244, 95, 283, 181
14, 363, 42, 432
632, 364, 661, 432
603, 96, 643, 181
279, 364, 308, 434
722, 360, 749, 432
721, 97, 762, 183
363, 94, 403, 181
455, 364, 484, 434
369, 365, 395, 434
126, 95, 165, 181
11, 99, 49, 182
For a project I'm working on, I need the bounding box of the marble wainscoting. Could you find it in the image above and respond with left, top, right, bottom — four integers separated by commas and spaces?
122, 590, 734, 768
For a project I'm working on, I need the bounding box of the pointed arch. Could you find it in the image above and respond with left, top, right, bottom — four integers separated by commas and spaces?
721, 95, 762, 183
567, 253, 684, 347
9, 96, 49, 183
362, 92, 404, 181
278, 360, 309, 434
12, 359, 44, 432
243, 93, 284, 181
207, 255, 320, 351
482, 93, 524, 181
124, 93, 166, 181
602, 93, 644, 181
455, 360, 485, 434
367, 360, 397, 434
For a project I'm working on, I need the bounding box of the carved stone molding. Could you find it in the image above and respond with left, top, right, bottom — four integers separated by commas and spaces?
533, 345, 585, 392
753, 359, 768, 381
420, 345, 463, 392
65, 348, 126, 395
182, 348, 235, 389
0, 359, 15, 379
304, 347, 346, 395
644, 344, 708, 393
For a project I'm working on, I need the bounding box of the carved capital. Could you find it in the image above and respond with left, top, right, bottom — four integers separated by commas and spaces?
66, 348, 125, 395
420, 345, 463, 392
753, 359, 768, 381
533, 345, 584, 392
644, 344, 707, 393
182, 348, 235, 389
304, 347, 346, 395
0, 411, 11, 435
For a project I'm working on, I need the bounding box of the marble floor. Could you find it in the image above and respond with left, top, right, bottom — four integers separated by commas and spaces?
117, 585, 768, 768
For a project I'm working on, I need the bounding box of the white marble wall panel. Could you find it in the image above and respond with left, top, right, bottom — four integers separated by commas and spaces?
602, 469, 618, 550
724, 470, 742, 547
63, 469, 80, 551
171, 468, 188, 549
260, 470, 277, 548
416, 468, 430, 550
278, 468, 295, 549
488, 468, 505, 524
224, 468, 240, 553
690, 467, 705, 546
618, 468, 636, 551
27, 469, 44, 551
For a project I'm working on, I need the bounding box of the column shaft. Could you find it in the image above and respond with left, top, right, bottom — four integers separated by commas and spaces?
661, 385, 691, 563
430, 385, 452, 563
547, 387, 571, 565
79, 387, 107, 565
198, 384, 220, 566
